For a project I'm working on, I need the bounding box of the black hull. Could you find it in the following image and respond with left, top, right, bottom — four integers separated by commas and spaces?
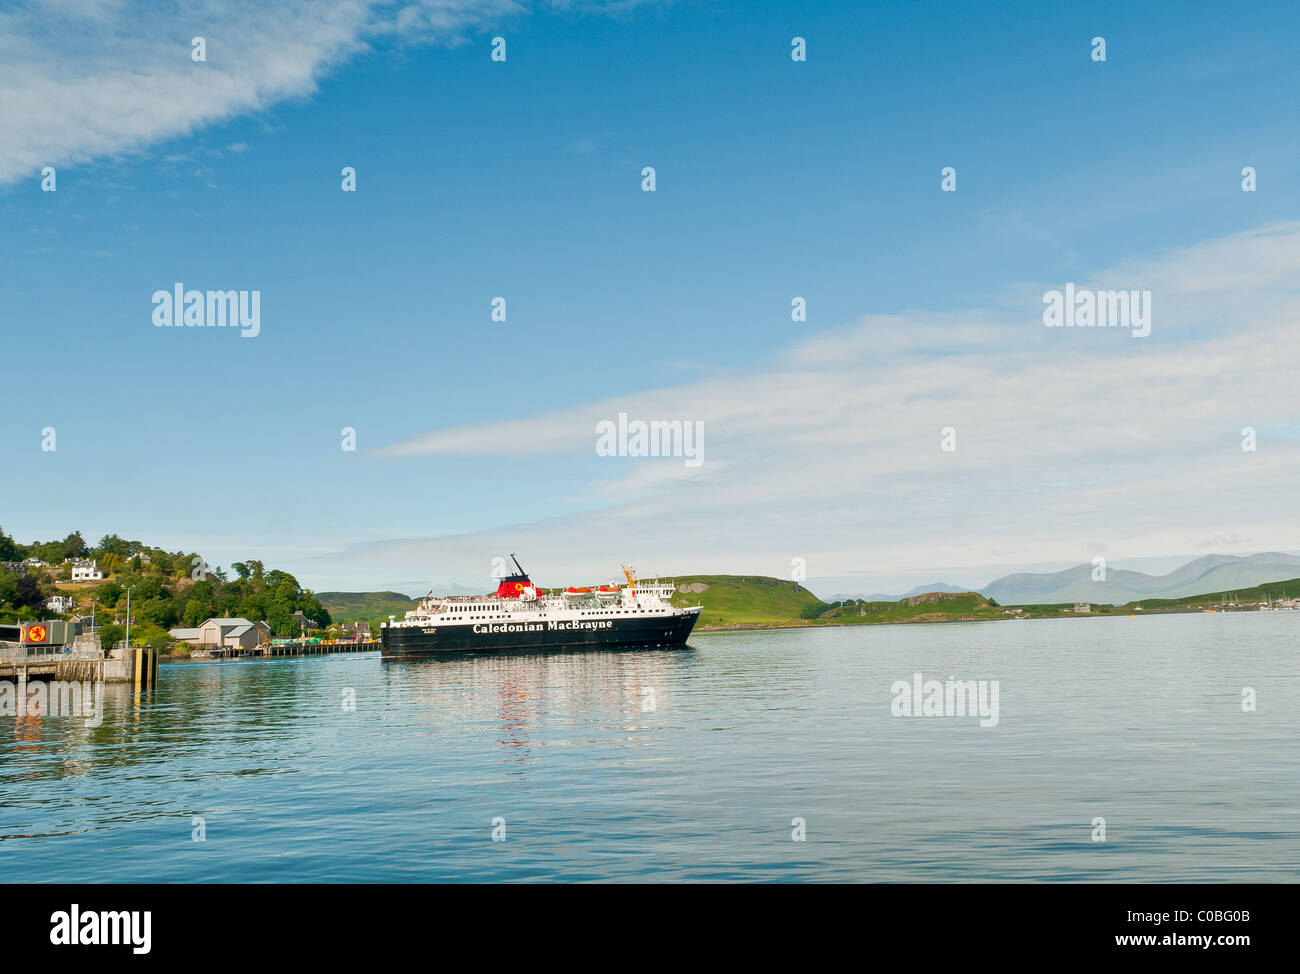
381, 609, 701, 658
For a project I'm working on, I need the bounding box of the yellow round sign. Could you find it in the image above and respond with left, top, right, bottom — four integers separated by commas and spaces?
27, 625, 48, 642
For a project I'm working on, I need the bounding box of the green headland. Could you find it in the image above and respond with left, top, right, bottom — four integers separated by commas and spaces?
666, 574, 1300, 630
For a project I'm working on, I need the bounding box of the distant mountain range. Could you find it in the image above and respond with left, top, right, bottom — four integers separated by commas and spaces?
983, 552, 1300, 605
831, 553, 1300, 606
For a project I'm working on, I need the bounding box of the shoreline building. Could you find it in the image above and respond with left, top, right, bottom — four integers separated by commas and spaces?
168, 617, 269, 651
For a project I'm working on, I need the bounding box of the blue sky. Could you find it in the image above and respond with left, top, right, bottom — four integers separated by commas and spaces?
2, 0, 1299, 596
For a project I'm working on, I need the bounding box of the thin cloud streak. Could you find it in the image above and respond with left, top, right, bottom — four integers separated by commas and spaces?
338, 221, 1300, 590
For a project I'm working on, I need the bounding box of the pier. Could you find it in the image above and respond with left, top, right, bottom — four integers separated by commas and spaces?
0, 653, 107, 682
202, 638, 379, 660
1, 645, 157, 687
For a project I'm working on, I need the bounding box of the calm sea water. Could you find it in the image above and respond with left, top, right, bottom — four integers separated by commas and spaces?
2, 612, 1297, 882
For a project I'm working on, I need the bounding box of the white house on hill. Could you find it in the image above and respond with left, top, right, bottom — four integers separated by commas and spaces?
70, 560, 104, 581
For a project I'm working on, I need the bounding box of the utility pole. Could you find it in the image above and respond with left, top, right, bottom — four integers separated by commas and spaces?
125, 585, 135, 648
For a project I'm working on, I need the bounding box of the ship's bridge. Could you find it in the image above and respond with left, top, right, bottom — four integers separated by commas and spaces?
635, 581, 678, 601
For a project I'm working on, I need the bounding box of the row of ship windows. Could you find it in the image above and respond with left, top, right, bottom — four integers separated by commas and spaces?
450, 609, 667, 621
449, 603, 670, 611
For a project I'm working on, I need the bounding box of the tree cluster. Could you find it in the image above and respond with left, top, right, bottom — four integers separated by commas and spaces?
0, 526, 330, 649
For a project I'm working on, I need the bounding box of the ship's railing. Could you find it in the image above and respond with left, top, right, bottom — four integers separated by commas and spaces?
393, 579, 679, 618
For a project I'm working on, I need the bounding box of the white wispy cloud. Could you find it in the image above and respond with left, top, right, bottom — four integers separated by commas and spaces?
0, 0, 653, 185
331, 221, 1300, 591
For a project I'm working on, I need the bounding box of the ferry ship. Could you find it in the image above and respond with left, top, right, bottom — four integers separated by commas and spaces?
380, 556, 702, 657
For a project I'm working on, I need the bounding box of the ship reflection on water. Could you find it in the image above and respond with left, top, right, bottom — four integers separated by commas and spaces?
389, 647, 698, 770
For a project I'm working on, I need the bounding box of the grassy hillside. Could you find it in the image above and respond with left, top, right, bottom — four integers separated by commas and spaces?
1149, 574, 1300, 603
1125, 576, 1300, 611
317, 591, 417, 625
820, 591, 1004, 624
669, 577, 1007, 629
1005, 575, 1300, 618
669, 575, 826, 627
